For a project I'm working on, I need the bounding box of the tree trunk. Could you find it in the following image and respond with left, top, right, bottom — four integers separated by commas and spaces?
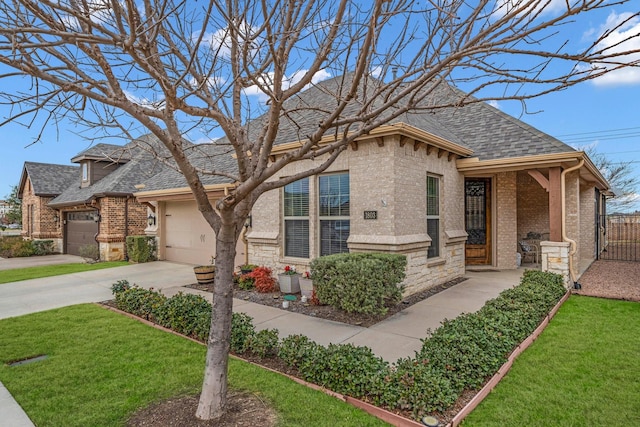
195, 221, 237, 420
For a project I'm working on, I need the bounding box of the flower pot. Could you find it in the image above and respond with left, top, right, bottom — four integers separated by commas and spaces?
278, 273, 300, 294
193, 265, 215, 285
299, 277, 313, 298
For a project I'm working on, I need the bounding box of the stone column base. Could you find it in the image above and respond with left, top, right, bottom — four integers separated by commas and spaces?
540, 241, 571, 287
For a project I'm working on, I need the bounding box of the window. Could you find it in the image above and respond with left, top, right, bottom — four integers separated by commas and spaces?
427, 175, 440, 258
82, 163, 88, 181
319, 173, 350, 256
283, 178, 309, 258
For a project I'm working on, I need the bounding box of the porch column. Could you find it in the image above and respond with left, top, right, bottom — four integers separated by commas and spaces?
548, 167, 562, 241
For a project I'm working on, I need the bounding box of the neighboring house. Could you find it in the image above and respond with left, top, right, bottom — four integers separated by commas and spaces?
0, 199, 9, 222
134, 75, 610, 292
18, 162, 79, 251
18, 135, 167, 260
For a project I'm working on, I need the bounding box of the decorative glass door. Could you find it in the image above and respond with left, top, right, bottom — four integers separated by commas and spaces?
465, 178, 492, 265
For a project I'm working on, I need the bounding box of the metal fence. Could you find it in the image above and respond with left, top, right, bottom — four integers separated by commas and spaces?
599, 214, 640, 262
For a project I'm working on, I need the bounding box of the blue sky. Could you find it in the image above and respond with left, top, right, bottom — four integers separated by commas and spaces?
1, 2, 639, 211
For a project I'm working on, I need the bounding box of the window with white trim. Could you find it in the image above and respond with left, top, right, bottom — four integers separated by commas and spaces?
283, 177, 309, 258
427, 174, 440, 258
319, 173, 350, 256
82, 163, 88, 181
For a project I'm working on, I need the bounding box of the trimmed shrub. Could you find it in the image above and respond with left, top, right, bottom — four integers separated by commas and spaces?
237, 273, 255, 290
230, 313, 255, 354
126, 235, 157, 263
155, 292, 211, 340
0, 236, 35, 258
32, 240, 55, 255
250, 328, 280, 358
113, 286, 166, 321
311, 252, 406, 315
111, 279, 131, 294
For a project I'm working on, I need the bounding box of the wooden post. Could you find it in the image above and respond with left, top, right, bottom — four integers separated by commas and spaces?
549, 167, 562, 242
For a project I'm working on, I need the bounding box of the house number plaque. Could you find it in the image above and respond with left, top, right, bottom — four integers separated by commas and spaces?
364, 210, 378, 220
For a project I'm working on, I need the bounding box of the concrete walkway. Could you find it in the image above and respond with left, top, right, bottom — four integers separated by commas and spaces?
0, 258, 524, 425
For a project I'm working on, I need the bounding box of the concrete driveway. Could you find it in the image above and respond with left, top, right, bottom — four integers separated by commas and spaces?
0, 261, 197, 320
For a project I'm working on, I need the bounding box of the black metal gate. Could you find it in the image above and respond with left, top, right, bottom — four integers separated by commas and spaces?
599, 214, 640, 262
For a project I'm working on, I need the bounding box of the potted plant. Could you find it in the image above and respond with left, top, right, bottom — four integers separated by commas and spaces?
278, 265, 300, 294
194, 256, 215, 285
239, 263, 258, 275
299, 271, 314, 298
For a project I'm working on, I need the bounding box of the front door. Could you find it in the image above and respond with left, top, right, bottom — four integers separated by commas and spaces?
465, 178, 492, 265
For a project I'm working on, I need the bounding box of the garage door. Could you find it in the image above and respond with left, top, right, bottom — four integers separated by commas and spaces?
164, 201, 245, 266
65, 211, 99, 256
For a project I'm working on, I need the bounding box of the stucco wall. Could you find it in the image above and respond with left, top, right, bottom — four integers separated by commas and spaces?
248, 135, 466, 295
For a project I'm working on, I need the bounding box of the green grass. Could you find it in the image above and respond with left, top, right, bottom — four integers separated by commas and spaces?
0, 304, 390, 427
464, 296, 640, 427
0, 261, 129, 284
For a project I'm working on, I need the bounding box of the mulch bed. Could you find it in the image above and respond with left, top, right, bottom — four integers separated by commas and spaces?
186, 276, 467, 328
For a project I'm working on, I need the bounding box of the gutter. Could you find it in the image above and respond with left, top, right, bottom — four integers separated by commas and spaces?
561, 159, 584, 287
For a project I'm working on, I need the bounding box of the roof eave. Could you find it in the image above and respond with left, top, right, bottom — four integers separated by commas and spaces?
134, 183, 235, 202
268, 122, 474, 157
456, 151, 610, 190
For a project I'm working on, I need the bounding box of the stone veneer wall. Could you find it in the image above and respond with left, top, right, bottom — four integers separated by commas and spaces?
495, 172, 517, 269
97, 196, 148, 261
248, 135, 467, 296
564, 170, 580, 269
541, 241, 571, 287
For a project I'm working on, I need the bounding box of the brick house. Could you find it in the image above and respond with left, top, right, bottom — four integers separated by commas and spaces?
18, 162, 79, 252
18, 135, 166, 260
132, 76, 610, 291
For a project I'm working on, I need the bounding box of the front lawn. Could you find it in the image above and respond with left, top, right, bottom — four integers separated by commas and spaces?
0, 261, 129, 284
464, 296, 640, 426
0, 304, 389, 427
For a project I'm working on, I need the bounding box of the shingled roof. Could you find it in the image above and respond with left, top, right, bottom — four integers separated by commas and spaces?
136, 74, 577, 193
70, 143, 132, 163
49, 134, 191, 207
18, 162, 79, 198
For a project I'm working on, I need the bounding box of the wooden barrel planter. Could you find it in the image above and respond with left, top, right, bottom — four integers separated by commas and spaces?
193, 265, 215, 284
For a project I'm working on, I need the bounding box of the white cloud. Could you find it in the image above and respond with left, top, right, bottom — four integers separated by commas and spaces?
588, 11, 640, 86
370, 66, 384, 78
123, 90, 165, 110
486, 100, 501, 109
242, 69, 332, 102
492, 0, 567, 19
196, 22, 260, 58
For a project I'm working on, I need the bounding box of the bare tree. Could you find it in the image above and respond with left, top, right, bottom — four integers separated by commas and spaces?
583, 146, 640, 212
0, 0, 638, 420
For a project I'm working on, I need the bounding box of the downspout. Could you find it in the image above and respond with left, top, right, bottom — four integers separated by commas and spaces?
124, 196, 129, 261
561, 159, 584, 287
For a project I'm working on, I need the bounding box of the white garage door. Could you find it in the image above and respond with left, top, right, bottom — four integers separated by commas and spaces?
163, 201, 245, 266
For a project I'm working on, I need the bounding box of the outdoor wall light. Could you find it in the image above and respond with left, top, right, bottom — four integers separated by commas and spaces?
147, 213, 156, 226
92, 212, 101, 223
53, 213, 60, 225
244, 214, 252, 228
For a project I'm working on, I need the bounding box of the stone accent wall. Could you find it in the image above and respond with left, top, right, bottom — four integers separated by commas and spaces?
516, 171, 549, 238
541, 241, 571, 287
97, 197, 148, 261
495, 172, 517, 269
20, 176, 63, 251
248, 135, 466, 295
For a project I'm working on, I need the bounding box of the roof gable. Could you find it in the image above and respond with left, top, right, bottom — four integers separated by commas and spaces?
18, 162, 79, 198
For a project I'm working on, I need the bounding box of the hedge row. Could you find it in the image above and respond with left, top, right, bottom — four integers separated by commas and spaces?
0, 236, 55, 258
111, 269, 566, 420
